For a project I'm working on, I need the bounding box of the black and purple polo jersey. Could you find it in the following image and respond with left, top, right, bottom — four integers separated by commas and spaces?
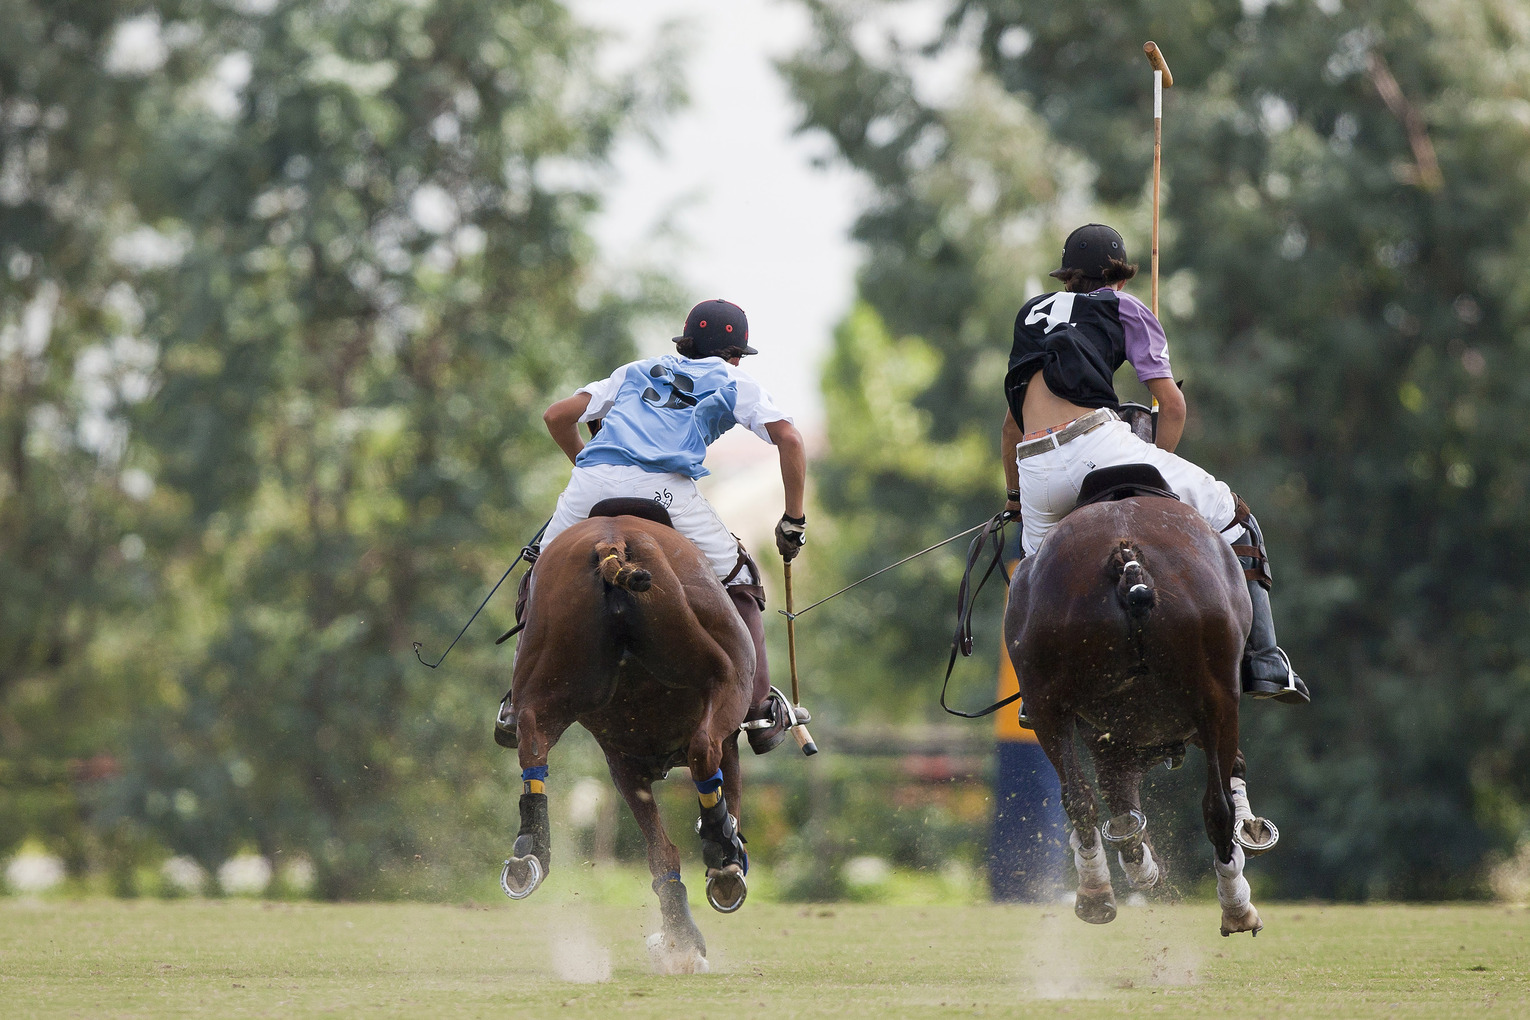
1006, 287, 1172, 423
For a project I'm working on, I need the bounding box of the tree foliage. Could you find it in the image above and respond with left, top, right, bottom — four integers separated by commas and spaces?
1, 0, 675, 897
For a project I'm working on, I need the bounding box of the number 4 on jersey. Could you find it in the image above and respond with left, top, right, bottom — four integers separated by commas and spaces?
1025, 292, 1077, 333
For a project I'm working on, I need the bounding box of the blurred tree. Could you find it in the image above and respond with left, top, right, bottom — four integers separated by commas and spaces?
791, 0, 1530, 897
1, 0, 679, 898
0, 0, 215, 874
95, 0, 681, 898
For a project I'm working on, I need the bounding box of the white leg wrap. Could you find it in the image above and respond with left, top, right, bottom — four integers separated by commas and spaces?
1229, 777, 1254, 825
1119, 843, 1159, 889
1214, 843, 1251, 913
1071, 827, 1112, 890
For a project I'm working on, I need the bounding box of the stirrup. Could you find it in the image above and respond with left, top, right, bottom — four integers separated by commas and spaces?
1242, 649, 1310, 705
493, 693, 517, 748
740, 687, 809, 755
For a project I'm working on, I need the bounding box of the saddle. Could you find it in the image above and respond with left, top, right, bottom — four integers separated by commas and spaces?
589, 497, 674, 528
1072, 464, 1179, 512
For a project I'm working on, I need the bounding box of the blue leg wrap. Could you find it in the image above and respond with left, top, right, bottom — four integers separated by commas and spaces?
521, 766, 549, 783
694, 768, 724, 795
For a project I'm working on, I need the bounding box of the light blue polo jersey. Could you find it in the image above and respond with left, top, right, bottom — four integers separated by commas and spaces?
573, 354, 790, 479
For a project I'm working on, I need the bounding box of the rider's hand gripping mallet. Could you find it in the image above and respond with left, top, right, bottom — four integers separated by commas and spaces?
782, 562, 818, 756
1143, 41, 1174, 319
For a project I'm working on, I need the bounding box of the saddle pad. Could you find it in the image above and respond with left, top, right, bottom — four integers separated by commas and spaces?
588, 496, 675, 529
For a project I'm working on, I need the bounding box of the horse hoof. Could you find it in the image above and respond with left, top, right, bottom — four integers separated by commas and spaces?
500, 854, 543, 900
1220, 904, 1263, 936
705, 865, 747, 913
1102, 809, 1147, 853
646, 931, 710, 975
1234, 816, 1280, 857
1074, 889, 1117, 925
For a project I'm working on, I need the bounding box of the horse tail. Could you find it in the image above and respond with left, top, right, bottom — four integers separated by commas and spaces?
1111, 541, 1156, 618
594, 540, 653, 592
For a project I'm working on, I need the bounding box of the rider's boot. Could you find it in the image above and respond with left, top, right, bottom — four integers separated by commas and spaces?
494, 545, 540, 749
1232, 512, 1311, 705
727, 584, 808, 754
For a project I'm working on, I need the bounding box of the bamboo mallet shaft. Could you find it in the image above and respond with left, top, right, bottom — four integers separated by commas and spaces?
1143, 41, 1173, 318
782, 562, 817, 756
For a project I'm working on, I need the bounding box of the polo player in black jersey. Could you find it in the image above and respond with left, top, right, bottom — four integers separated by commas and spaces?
1000, 224, 1309, 704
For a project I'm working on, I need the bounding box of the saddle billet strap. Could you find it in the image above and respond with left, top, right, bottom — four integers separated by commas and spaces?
722, 540, 767, 609
1223, 493, 1273, 588
721, 539, 754, 587
940, 512, 1020, 719
1231, 545, 1272, 587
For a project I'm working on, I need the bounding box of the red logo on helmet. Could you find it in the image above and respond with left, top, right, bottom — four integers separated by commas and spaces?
725, 324, 733, 332
698, 319, 708, 328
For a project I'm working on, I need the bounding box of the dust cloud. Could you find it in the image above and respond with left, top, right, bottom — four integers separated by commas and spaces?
546, 911, 613, 983
1014, 902, 1203, 998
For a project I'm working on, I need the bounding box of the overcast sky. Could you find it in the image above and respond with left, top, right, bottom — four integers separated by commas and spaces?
570, 0, 866, 434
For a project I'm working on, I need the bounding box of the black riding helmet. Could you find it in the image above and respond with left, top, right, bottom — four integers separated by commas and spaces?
1049, 224, 1128, 280
673, 299, 758, 357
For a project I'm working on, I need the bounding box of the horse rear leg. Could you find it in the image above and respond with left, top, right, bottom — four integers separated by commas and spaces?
605, 753, 709, 974
1032, 712, 1115, 924
502, 705, 572, 900
1200, 701, 1262, 936
1096, 756, 1162, 891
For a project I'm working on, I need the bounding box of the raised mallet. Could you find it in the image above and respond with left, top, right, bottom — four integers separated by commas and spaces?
1143, 41, 1174, 318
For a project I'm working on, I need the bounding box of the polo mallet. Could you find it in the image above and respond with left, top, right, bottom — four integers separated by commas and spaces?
781, 562, 818, 755
1143, 41, 1174, 318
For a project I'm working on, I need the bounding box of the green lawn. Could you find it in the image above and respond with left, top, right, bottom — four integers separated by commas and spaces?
1, 896, 1526, 1018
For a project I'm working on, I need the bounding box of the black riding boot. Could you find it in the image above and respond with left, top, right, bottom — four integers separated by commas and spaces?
493, 549, 539, 749
1235, 515, 1310, 705
728, 585, 809, 754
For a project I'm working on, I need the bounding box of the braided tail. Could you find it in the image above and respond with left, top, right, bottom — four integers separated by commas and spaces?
595, 540, 653, 592
1111, 541, 1155, 618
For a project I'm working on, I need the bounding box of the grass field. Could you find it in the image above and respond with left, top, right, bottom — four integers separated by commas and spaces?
2, 893, 1527, 1018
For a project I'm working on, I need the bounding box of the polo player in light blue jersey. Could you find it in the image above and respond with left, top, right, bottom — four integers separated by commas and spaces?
496, 299, 809, 754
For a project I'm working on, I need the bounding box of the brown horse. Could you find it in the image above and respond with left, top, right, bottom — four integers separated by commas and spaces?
1003, 409, 1278, 936
499, 499, 754, 974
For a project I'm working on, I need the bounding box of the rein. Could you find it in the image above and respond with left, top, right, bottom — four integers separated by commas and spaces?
775, 519, 992, 621
940, 512, 1023, 719
412, 518, 550, 670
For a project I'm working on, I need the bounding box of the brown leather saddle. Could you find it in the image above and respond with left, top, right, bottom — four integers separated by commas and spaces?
588, 496, 675, 528
1072, 463, 1179, 512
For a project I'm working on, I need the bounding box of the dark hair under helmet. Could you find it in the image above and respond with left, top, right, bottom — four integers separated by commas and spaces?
1048, 223, 1128, 279
673, 299, 757, 357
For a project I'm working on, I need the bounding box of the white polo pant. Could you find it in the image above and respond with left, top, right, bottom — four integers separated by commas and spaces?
1017, 419, 1238, 556
542, 463, 747, 583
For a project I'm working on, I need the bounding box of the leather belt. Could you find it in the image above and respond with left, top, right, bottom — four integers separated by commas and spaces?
1015, 407, 1118, 461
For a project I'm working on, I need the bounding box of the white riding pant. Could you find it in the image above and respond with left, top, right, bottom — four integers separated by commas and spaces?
542, 463, 750, 584
1017, 419, 1238, 556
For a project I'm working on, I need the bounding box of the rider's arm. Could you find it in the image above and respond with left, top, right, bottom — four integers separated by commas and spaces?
1144, 377, 1185, 452
1002, 409, 1023, 512
765, 419, 806, 519
544, 392, 593, 464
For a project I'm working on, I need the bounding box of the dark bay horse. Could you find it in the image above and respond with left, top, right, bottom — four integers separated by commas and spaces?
500, 500, 753, 974
1003, 411, 1278, 936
